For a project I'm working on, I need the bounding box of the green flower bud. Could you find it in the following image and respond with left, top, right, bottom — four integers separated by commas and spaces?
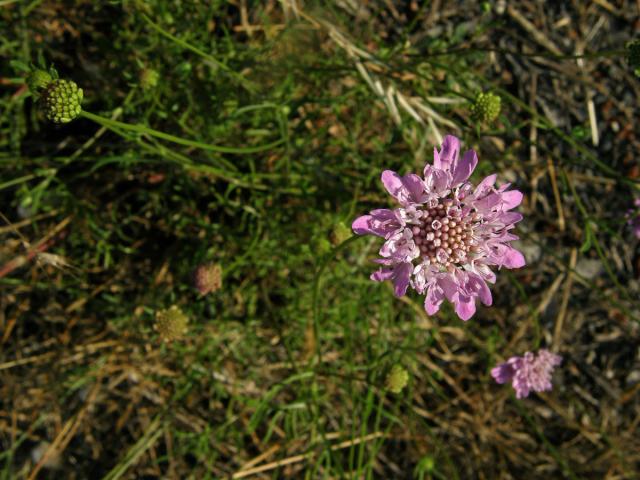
140, 68, 160, 90
27, 69, 53, 95
471, 91, 501, 124
155, 305, 189, 341
627, 39, 640, 77
385, 365, 409, 394
40, 79, 83, 123
193, 262, 222, 295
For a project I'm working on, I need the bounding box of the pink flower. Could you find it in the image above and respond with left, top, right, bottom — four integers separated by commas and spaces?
352, 135, 525, 320
491, 349, 562, 399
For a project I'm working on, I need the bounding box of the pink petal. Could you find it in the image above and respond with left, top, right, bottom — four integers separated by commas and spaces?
352, 215, 375, 235
381, 170, 405, 200
436, 135, 460, 172
380, 170, 426, 205
455, 295, 476, 321
352, 209, 399, 237
424, 283, 444, 315
468, 273, 492, 306
496, 211, 523, 226
501, 190, 524, 210
501, 247, 526, 268
371, 268, 394, 282
393, 263, 412, 297
491, 363, 515, 384
438, 274, 460, 302
473, 174, 497, 197
423, 165, 451, 193
451, 149, 478, 186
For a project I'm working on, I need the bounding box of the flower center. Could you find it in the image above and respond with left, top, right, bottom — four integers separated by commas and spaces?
410, 198, 477, 267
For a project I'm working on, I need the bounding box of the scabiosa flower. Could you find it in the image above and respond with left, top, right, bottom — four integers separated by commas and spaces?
491, 349, 562, 399
352, 135, 525, 320
193, 262, 222, 295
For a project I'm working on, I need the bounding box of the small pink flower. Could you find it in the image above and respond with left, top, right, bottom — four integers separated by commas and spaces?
491, 349, 562, 399
352, 135, 525, 320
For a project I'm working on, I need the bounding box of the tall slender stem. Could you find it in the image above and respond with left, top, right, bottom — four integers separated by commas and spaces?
79, 110, 283, 155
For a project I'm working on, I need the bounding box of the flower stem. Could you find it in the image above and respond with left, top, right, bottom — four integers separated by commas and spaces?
311, 235, 364, 364
79, 110, 283, 155
140, 13, 257, 93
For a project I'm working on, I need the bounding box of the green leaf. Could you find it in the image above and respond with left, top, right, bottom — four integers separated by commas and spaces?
9, 60, 30, 73
580, 221, 593, 253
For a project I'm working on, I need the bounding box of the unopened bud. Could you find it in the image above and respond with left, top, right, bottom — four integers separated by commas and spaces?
385, 365, 409, 394
140, 68, 160, 90
471, 91, 501, 124
41, 79, 83, 123
155, 305, 188, 341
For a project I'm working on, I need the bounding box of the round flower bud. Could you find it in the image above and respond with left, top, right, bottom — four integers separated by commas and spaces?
40, 79, 83, 123
27, 69, 53, 95
385, 365, 409, 394
154, 305, 189, 341
471, 91, 501, 124
140, 68, 160, 90
193, 263, 222, 295
627, 39, 640, 77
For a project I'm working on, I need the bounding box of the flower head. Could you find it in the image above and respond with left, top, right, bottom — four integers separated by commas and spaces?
352, 135, 525, 320
155, 305, 189, 341
41, 79, 83, 123
471, 91, 501, 124
140, 67, 160, 90
385, 364, 409, 394
193, 262, 222, 295
491, 349, 562, 399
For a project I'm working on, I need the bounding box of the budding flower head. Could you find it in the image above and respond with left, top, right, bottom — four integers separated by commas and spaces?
385, 365, 409, 394
41, 79, 83, 123
140, 67, 160, 90
193, 262, 222, 295
627, 39, 640, 77
154, 305, 189, 341
471, 91, 501, 123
